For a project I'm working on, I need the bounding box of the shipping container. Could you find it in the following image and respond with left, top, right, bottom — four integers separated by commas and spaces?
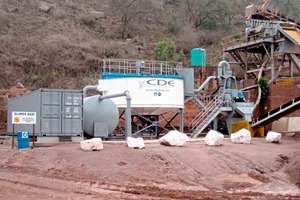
7, 89, 83, 136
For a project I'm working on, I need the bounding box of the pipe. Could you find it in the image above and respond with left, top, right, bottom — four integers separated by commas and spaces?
241, 84, 258, 91
218, 60, 231, 77
253, 64, 265, 111
253, 58, 270, 111
82, 85, 99, 98
194, 61, 230, 94
99, 91, 132, 138
268, 54, 285, 84
194, 76, 216, 94
179, 108, 184, 133
218, 60, 230, 70
99, 91, 129, 100
125, 91, 132, 138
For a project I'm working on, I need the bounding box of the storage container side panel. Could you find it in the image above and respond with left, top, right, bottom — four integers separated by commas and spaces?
62, 119, 83, 135
41, 92, 60, 105
7, 91, 40, 135
40, 118, 60, 135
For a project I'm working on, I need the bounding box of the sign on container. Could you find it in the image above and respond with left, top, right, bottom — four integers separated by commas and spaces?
11, 111, 37, 149
12, 111, 36, 125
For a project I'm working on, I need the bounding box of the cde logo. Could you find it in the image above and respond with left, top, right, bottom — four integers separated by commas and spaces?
22, 132, 29, 138
146, 79, 174, 87
154, 92, 161, 96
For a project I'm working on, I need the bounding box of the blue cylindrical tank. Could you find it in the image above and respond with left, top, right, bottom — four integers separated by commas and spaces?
83, 95, 119, 137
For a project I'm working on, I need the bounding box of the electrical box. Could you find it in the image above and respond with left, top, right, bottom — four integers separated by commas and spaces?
94, 122, 109, 138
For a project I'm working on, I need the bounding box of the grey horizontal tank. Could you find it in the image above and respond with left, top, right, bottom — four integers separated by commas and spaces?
83, 95, 119, 137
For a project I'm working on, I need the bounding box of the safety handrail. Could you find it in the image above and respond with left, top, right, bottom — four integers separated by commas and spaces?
102, 58, 182, 76
189, 95, 222, 132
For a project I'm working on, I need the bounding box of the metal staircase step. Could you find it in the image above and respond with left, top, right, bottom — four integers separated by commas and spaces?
189, 80, 225, 138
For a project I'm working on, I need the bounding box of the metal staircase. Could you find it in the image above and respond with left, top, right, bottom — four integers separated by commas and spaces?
191, 95, 206, 109
229, 51, 256, 79
189, 82, 225, 138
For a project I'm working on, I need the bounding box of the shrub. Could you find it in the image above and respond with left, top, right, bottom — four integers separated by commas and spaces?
154, 38, 175, 61
167, 15, 181, 34
177, 49, 186, 64
258, 77, 268, 99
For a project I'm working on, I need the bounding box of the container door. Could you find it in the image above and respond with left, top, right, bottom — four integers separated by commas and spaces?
40, 91, 61, 135
62, 92, 83, 135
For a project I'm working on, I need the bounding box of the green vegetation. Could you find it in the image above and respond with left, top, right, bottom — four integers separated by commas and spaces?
1, 0, 300, 89
154, 38, 175, 61
177, 49, 186, 64
258, 77, 269, 99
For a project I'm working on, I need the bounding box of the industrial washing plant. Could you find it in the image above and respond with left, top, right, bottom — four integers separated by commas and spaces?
7, 56, 255, 142
8, 0, 300, 142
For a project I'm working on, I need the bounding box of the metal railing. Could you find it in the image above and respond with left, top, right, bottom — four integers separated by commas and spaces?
221, 32, 270, 48
102, 58, 183, 76
189, 95, 222, 133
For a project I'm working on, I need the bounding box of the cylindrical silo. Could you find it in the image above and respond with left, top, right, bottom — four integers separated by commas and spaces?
83, 95, 119, 137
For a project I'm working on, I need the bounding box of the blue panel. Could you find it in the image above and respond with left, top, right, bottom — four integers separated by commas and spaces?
101, 72, 183, 79
17, 131, 30, 150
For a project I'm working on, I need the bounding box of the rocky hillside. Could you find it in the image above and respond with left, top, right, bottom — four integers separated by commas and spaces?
0, 0, 249, 90
1, 0, 300, 90
1, 0, 118, 89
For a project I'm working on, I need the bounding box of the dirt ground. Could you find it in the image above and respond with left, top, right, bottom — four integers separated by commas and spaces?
0, 136, 299, 200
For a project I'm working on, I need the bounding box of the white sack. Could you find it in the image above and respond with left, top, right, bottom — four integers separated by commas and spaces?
205, 130, 224, 146
127, 137, 145, 149
230, 128, 251, 144
159, 130, 188, 146
266, 131, 281, 143
80, 138, 103, 151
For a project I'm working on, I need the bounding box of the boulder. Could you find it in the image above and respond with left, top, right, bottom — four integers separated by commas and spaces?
39, 2, 51, 13
126, 137, 145, 149
266, 131, 281, 143
124, 36, 144, 55
205, 130, 224, 146
6, 6, 19, 13
16, 82, 24, 89
231, 128, 251, 144
80, 138, 103, 151
124, 43, 140, 55
159, 130, 188, 146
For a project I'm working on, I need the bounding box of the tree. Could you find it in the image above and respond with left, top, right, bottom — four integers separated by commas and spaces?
183, 0, 218, 30
109, 0, 153, 39
273, 0, 300, 18
211, 0, 250, 30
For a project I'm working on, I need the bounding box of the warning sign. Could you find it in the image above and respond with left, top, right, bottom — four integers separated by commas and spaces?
12, 111, 36, 124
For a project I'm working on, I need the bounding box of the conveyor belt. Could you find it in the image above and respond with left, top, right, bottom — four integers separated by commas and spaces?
280, 28, 300, 46
251, 96, 300, 128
